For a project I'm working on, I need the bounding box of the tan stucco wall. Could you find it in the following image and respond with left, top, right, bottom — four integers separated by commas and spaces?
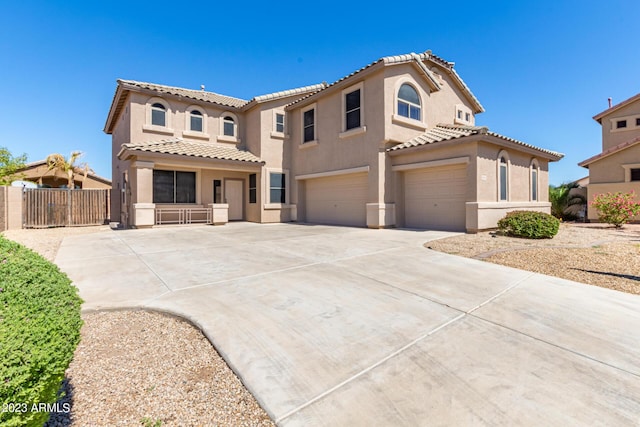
587, 144, 640, 184
599, 101, 640, 151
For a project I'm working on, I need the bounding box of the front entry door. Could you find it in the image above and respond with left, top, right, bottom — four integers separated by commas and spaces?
225, 179, 244, 220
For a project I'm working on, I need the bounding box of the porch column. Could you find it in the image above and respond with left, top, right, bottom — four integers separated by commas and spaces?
132, 161, 155, 228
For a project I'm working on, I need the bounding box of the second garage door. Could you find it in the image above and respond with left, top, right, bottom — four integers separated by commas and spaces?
404, 165, 468, 231
305, 173, 368, 227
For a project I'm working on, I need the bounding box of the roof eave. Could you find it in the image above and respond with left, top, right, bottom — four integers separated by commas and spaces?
104, 83, 127, 134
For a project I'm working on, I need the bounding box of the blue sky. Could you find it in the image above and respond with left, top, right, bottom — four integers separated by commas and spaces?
1, 1, 638, 185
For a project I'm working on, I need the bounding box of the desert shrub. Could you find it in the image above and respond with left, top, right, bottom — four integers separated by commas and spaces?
0, 236, 82, 427
497, 210, 559, 239
590, 191, 640, 228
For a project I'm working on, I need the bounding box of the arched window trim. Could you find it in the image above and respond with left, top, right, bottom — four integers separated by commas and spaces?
497, 150, 510, 202
144, 97, 173, 135
397, 83, 422, 121
392, 78, 426, 130
218, 112, 240, 143
184, 105, 209, 138
530, 158, 540, 201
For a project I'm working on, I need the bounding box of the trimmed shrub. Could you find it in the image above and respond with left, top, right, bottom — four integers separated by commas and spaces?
497, 210, 559, 239
590, 191, 640, 228
0, 236, 82, 427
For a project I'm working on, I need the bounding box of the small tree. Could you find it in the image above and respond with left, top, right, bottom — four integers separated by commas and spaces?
45, 151, 93, 189
590, 191, 640, 228
0, 146, 27, 185
549, 182, 586, 220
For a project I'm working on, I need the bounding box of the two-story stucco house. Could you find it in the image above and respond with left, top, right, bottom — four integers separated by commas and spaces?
579, 93, 640, 222
104, 50, 563, 232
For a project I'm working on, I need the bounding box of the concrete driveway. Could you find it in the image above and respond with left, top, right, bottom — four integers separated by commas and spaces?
55, 223, 640, 426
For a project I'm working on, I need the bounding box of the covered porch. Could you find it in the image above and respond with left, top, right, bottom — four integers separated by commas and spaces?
117, 138, 264, 228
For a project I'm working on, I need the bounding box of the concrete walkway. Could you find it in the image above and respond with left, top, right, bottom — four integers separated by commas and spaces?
55, 223, 640, 426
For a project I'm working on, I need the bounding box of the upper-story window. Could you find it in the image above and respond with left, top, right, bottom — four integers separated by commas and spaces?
454, 104, 473, 125
636, 118, 640, 126
617, 120, 627, 129
223, 116, 235, 136
151, 103, 166, 127
631, 168, 640, 181
190, 110, 203, 132
275, 113, 285, 133
303, 107, 315, 143
397, 84, 421, 121
345, 88, 361, 130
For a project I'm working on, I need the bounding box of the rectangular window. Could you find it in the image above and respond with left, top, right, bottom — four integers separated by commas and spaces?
275, 113, 285, 133
345, 89, 361, 130
249, 174, 257, 203
190, 115, 203, 132
269, 172, 286, 204
531, 169, 538, 201
465, 112, 471, 122
617, 120, 627, 128
631, 168, 640, 182
303, 108, 315, 142
213, 180, 222, 203
153, 170, 196, 204
499, 164, 508, 201
152, 109, 165, 127
224, 121, 235, 136
457, 110, 463, 119
636, 118, 640, 126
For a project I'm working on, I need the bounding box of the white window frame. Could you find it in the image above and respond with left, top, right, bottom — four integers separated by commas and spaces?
183, 105, 209, 139
497, 150, 510, 202
144, 97, 174, 135
218, 112, 240, 143
340, 82, 366, 139
530, 158, 540, 201
264, 167, 290, 208
300, 103, 318, 146
392, 79, 426, 130
271, 110, 287, 139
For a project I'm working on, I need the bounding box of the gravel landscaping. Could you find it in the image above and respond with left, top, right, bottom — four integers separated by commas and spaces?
2, 226, 275, 427
427, 223, 640, 295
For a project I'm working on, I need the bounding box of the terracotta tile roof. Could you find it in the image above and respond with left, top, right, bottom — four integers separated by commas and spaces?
387, 124, 564, 159
578, 135, 640, 167
593, 92, 640, 122
118, 80, 248, 108
119, 138, 263, 163
286, 50, 484, 113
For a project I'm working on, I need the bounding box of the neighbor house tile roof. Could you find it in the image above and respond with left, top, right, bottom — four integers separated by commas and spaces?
578, 135, 640, 167
119, 138, 263, 163
387, 124, 564, 159
118, 80, 248, 108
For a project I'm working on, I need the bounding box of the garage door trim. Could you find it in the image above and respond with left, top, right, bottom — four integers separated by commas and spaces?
295, 165, 370, 181
392, 156, 469, 172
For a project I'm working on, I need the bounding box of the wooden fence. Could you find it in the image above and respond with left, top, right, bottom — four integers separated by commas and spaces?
23, 189, 110, 228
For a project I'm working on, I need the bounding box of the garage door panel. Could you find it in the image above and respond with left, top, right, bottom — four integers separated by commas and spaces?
405, 165, 467, 231
306, 173, 368, 227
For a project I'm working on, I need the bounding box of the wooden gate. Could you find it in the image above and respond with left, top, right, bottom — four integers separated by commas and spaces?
23, 189, 110, 228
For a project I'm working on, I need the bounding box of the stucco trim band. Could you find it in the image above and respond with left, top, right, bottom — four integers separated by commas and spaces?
295, 166, 370, 181
391, 156, 469, 172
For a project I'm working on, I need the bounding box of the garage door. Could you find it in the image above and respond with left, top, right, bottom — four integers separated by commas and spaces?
404, 165, 467, 231
305, 173, 368, 227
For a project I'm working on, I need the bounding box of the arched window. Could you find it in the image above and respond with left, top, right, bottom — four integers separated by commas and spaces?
530, 159, 539, 201
397, 84, 421, 120
151, 103, 166, 127
499, 154, 509, 201
190, 110, 203, 132
223, 116, 235, 137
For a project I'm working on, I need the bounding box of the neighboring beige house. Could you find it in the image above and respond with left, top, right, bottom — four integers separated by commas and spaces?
104, 50, 563, 232
579, 93, 640, 222
16, 160, 112, 189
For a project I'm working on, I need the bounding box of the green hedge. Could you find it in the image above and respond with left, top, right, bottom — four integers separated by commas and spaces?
497, 210, 560, 239
0, 236, 83, 427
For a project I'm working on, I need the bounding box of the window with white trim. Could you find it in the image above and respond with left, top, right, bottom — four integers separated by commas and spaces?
275, 113, 285, 133
530, 159, 539, 201
397, 84, 421, 120
190, 110, 203, 132
223, 116, 235, 136
498, 154, 509, 201
151, 103, 166, 127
